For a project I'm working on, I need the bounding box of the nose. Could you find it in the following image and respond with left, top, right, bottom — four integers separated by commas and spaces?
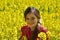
29, 18, 34, 22
29, 19, 34, 24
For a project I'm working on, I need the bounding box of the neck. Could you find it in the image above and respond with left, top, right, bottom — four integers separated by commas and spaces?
30, 27, 35, 31
30, 25, 38, 31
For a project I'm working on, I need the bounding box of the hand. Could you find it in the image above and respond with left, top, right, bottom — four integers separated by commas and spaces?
37, 37, 43, 40
19, 36, 26, 40
19, 37, 24, 40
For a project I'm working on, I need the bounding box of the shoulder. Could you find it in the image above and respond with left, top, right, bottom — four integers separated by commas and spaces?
21, 25, 29, 35
21, 25, 29, 31
21, 25, 27, 29
38, 25, 48, 33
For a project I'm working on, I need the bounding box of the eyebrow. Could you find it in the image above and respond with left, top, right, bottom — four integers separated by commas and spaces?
26, 17, 35, 19
31, 17, 35, 19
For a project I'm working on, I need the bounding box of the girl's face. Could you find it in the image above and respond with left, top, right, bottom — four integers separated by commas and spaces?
25, 12, 38, 29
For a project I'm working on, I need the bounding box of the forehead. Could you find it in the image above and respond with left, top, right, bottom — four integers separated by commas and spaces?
26, 13, 36, 18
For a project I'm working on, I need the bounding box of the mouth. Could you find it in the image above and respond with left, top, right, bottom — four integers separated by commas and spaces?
30, 23, 34, 25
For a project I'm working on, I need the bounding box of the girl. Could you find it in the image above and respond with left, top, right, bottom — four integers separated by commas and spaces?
19, 7, 49, 40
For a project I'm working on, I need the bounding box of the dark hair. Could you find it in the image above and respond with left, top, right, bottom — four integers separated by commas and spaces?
24, 7, 40, 40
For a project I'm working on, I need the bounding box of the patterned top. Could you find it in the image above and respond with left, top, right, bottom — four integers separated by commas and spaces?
20, 25, 48, 40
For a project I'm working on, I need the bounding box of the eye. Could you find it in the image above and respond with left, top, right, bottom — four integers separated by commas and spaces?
31, 17, 35, 20
26, 18, 29, 20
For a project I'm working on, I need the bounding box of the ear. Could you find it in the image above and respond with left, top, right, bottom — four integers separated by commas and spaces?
38, 19, 40, 23
38, 19, 42, 26
38, 19, 42, 24
40, 19, 42, 24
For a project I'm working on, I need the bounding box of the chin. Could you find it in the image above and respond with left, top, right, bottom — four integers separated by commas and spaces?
31, 25, 36, 27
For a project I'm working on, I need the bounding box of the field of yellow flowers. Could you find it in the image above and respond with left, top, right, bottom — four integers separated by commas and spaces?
0, 0, 60, 40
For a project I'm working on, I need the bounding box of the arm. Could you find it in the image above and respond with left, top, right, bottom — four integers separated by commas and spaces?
46, 32, 49, 40
38, 25, 49, 40
19, 36, 24, 40
19, 26, 28, 40
42, 27, 49, 40
37, 37, 43, 40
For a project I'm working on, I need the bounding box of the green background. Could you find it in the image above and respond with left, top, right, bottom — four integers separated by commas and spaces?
0, 0, 60, 40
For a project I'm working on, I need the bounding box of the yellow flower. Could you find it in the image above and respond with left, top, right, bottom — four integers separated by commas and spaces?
38, 32, 46, 40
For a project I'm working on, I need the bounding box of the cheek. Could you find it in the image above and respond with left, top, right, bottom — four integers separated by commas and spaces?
33, 19, 38, 25
34, 18, 38, 23
26, 20, 29, 24
25, 19, 38, 26
34, 20, 38, 24
26, 20, 31, 25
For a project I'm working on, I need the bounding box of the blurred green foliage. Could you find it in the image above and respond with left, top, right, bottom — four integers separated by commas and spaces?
0, 0, 60, 40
